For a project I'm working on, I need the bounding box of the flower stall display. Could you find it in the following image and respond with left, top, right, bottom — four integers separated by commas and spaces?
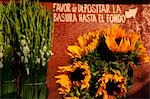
55, 25, 150, 99
0, 0, 53, 98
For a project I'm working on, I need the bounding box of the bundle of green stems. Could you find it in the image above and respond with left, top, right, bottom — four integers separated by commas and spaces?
0, 0, 53, 98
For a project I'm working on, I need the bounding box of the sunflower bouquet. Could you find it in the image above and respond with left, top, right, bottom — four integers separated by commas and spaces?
55, 25, 150, 99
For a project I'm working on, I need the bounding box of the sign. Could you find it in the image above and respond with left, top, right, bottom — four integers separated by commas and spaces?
53, 3, 139, 23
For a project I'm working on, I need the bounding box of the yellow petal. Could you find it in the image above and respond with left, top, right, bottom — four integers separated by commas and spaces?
103, 90, 109, 99
67, 45, 83, 58
78, 36, 85, 47
119, 38, 129, 52
96, 87, 103, 97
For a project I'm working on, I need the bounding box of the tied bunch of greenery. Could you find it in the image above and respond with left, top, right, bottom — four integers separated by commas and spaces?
0, 0, 53, 98
0, 1, 17, 98
55, 25, 150, 99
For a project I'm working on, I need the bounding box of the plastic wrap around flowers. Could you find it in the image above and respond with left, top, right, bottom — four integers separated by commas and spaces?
55, 25, 150, 99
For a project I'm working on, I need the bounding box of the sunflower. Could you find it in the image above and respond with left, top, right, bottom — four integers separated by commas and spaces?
96, 70, 127, 99
55, 61, 91, 95
67, 31, 100, 58
104, 25, 140, 53
135, 42, 150, 62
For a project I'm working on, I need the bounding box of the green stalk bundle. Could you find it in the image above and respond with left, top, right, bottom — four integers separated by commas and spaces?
0, 0, 53, 98
0, 1, 16, 98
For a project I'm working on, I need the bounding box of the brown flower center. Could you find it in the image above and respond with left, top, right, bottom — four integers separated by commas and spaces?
70, 68, 85, 81
106, 80, 120, 95
115, 38, 122, 45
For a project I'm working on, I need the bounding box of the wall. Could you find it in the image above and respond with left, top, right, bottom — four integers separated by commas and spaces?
47, 3, 150, 99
